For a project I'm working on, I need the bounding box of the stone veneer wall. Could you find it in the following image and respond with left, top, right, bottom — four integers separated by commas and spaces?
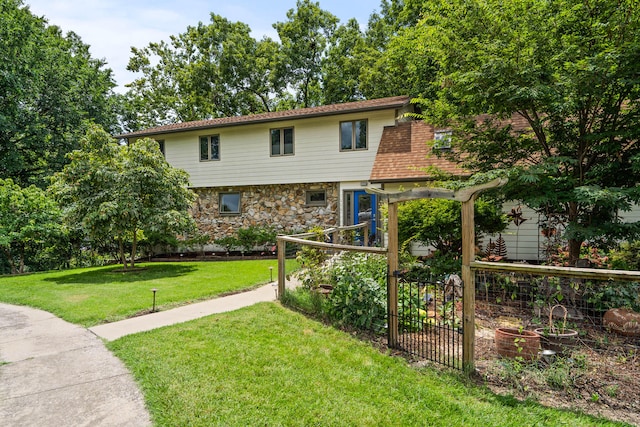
191, 183, 339, 241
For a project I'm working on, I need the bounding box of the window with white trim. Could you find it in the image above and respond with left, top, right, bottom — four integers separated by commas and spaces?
433, 130, 452, 150
200, 135, 220, 161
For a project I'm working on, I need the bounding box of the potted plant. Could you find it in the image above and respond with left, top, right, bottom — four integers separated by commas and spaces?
534, 304, 579, 355
495, 326, 540, 361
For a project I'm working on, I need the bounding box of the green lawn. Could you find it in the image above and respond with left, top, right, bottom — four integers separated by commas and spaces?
0, 262, 628, 426
0, 261, 278, 326
108, 303, 625, 427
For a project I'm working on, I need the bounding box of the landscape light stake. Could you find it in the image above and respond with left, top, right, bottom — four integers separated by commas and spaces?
151, 288, 157, 312
269, 266, 273, 282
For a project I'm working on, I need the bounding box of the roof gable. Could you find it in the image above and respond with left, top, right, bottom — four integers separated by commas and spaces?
370, 121, 467, 183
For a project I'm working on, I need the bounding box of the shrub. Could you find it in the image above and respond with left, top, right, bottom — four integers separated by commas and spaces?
608, 241, 640, 271
328, 275, 386, 330
326, 253, 387, 330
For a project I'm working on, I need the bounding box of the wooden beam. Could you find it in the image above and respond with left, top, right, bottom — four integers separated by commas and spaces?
277, 235, 387, 254
365, 178, 507, 204
472, 261, 640, 281
461, 198, 476, 373
387, 202, 399, 348
277, 239, 286, 300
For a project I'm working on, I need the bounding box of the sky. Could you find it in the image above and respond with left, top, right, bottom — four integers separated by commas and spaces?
25, 0, 381, 93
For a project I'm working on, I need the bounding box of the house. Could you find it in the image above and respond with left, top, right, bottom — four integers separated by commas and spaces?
121, 96, 640, 261
119, 96, 414, 248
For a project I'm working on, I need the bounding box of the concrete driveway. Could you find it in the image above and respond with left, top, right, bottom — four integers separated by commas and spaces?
0, 303, 151, 427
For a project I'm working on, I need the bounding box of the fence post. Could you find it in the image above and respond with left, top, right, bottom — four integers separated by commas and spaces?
387, 202, 399, 348
277, 238, 286, 300
461, 198, 476, 373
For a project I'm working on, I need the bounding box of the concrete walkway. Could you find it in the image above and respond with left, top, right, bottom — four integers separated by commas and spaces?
0, 282, 278, 426
89, 282, 278, 340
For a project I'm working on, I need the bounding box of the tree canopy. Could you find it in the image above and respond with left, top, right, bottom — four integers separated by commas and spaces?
121, 0, 442, 130
0, 178, 66, 274
0, 0, 117, 187
413, 0, 640, 264
125, 14, 283, 128
52, 125, 197, 269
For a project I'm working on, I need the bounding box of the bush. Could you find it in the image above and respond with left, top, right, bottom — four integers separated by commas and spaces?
583, 280, 640, 313
326, 253, 387, 330
328, 275, 386, 331
608, 241, 640, 271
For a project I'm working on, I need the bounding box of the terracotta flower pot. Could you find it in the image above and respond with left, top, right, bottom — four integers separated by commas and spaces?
495, 328, 540, 361
603, 308, 640, 337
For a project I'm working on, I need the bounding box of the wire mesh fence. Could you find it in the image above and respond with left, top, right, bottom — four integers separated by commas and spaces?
473, 269, 640, 362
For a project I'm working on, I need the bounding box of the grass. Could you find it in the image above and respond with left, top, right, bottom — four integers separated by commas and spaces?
108, 303, 626, 427
0, 261, 278, 326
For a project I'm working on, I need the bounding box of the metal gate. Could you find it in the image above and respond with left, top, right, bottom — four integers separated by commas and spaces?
390, 270, 464, 369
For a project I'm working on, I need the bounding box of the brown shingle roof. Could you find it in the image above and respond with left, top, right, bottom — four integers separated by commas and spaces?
370, 121, 468, 183
118, 96, 411, 139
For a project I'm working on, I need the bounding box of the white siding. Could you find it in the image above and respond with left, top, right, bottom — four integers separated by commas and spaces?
485, 204, 542, 262
161, 110, 398, 188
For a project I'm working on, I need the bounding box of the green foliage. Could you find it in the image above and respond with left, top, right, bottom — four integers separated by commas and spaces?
398, 197, 507, 255
326, 253, 387, 330
280, 287, 328, 318
214, 236, 240, 254
608, 241, 640, 271
51, 125, 197, 269
583, 280, 640, 313
295, 227, 329, 287
273, 0, 338, 108
414, 0, 640, 264
235, 226, 277, 254
419, 251, 462, 279
125, 14, 283, 129
0, 0, 117, 186
0, 178, 67, 274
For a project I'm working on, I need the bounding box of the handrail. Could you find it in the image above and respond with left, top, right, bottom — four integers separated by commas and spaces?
277, 234, 387, 254
285, 222, 369, 239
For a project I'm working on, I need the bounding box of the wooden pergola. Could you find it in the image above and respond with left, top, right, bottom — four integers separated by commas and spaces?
276, 178, 506, 372
366, 178, 507, 372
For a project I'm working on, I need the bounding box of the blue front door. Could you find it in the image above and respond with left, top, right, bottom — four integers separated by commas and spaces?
353, 190, 376, 244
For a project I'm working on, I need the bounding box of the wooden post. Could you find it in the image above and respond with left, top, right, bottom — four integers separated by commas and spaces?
364, 223, 370, 247
461, 198, 476, 373
277, 238, 286, 300
387, 202, 399, 348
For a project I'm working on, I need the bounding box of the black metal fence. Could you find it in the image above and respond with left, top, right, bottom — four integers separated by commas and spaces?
390, 270, 464, 369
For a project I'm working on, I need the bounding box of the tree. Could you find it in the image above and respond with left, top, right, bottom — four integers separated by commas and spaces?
415, 0, 640, 265
0, 0, 117, 187
52, 124, 197, 269
125, 14, 283, 129
0, 179, 66, 274
274, 0, 339, 108
322, 18, 367, 104
398, 198, 507, 255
